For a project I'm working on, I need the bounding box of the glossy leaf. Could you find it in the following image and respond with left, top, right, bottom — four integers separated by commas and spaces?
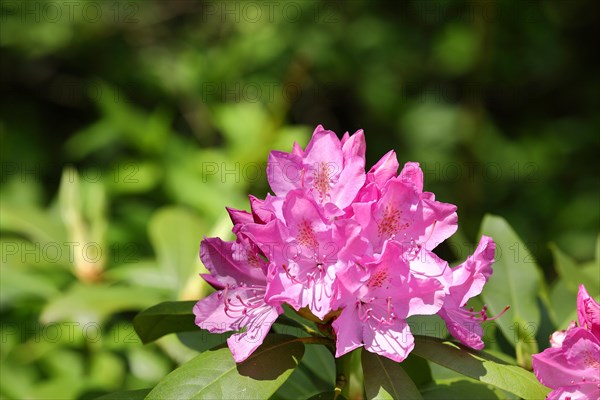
176, 330, 231, 353
133, 301, 197, 344
412, 336, 549, 400
362, 351, 423, 400
479, 215, 542, 349
146, 334, 304, 399
272, 344, 335, 400
421, 380, 502, 400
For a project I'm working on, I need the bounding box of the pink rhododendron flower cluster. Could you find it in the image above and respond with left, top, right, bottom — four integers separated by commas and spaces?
532, 285, 600, 400
194, 126, 504, 362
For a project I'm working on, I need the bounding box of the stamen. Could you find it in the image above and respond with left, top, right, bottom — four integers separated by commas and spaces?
460, 304, 510, 322
282, 264, 301, 284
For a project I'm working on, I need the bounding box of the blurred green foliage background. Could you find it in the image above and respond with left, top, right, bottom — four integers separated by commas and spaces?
1, 0, 598, 399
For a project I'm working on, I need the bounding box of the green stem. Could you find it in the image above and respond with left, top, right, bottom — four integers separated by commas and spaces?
334, 353, 351, 399
334, 349, 364, 400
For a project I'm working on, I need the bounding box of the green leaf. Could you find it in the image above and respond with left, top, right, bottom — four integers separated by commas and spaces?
550, 279, 578, 328
400, 353, 433, 389
596, 234, 600, 264
306, 392, 347, 400
272, 344, 335, 400
146, 334, 304, 400
0, 202, 67, 245
133, 301, 198, 344
148, 206, 206, 295
421, 380, 503, 400
40, 283, 163, 325
412, 336, 549, 400
96, 388, 152, 400
0, 265, 60, 306
362, 351, 423, 400
176, 330, 231, 353
479, 215, 542, 351
550, 243, 599, 295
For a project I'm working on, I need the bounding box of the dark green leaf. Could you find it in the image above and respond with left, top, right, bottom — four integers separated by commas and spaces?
412, 336, 549, 400
272, 343, 335, 400
146, 334, 304, 399
421, 380, 502, 400
362, 351, 423, 400
176, 330, 231, 353
400, 353, 433, 388
133, 301, 197, 344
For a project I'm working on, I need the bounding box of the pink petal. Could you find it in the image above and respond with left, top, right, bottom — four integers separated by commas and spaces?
420, 197, 458, 251
399, 162, 424, 193
248, 195, 273, 224
438, 306, 485, 350
226, 207, 253, 226
227, 305, 280, 362
578, 284, 600, 339
332, 305, 363, 358
200, 237, 265, 287
331, 130, 366, 209
448, 236, 495, 307
368, 150, 399, 188
547, 384, 600, 400
363, 318, 415, 362
562, 328, 600, 382
532, 328, 600, 389
267, 150, 303, 196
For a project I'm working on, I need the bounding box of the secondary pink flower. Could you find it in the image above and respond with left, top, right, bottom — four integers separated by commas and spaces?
267, 125, 366, 213
578, 284, 600, 338
436, 236, 508, 350
332, 241, 445, 362
532, 285, 600, 399
193, 237, 281, 363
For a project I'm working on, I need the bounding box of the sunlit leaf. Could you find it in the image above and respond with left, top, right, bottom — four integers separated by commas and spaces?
421, 380, 503, 400
412, 336, 549, 399
146, 334, 304, 399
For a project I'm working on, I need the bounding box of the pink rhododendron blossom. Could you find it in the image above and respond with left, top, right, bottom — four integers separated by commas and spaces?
193, 125, 503, 363
532, 285, 600, 400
